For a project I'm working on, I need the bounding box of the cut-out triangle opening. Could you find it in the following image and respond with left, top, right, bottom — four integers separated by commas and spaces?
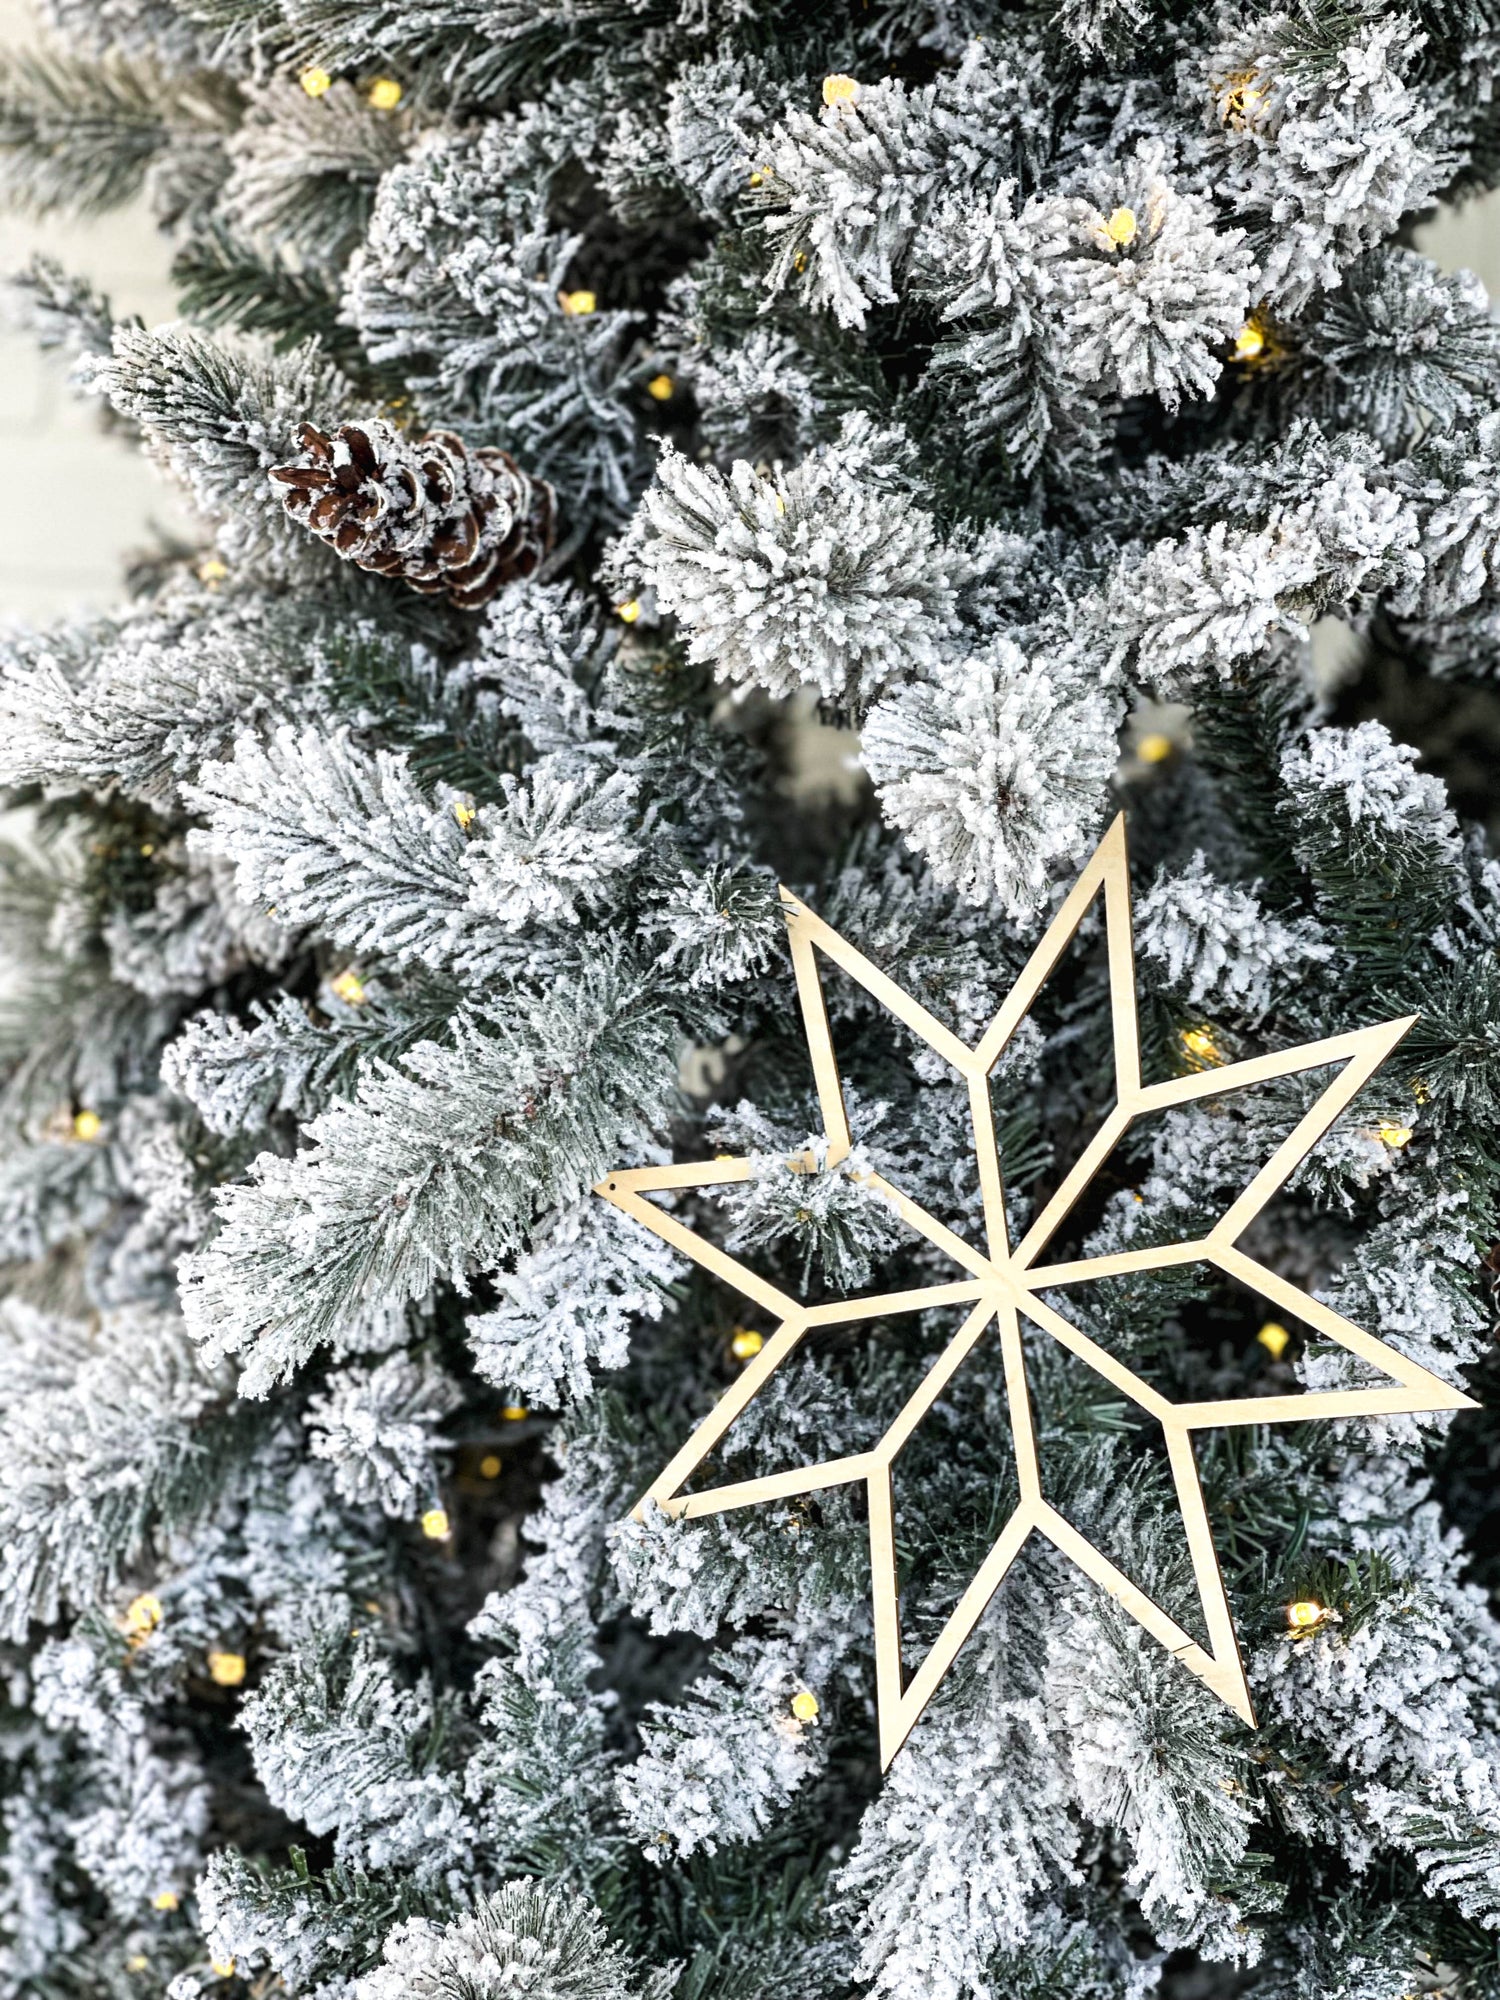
1030, 1258, 1401, 1407
614, 1163, 973, 1315
674, 1300, 979, 1509
1021, 1052, 1359, 1277
980, 1061, 1061, 1254
979, 892, 1121, 1253
1031, 1260, 1222, 1389
1021, 1313, 1212, 1652
887, 1304, 1018, 1668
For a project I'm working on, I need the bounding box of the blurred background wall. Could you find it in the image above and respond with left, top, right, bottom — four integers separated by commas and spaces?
0, 0, 194, 620
0, 0, 1495, 626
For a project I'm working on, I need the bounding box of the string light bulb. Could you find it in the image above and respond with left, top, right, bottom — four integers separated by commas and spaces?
616, 598, 642, 623
646, 373, 674, 401
1104, 206, 1138, 248
822, 74, 860, 106
1234, 321, 1266, 362
479, 1454, 502, 1478
501, 1404, 528, 1421
452, 800, 476, 830
330, 969, 366, 1007
207, 1650, 246, 1687
558, 289, 596, 316
421, 1507, 451, 1540
790, 1689, 819, 1721
152, 1890, 179, 1912
1220, 70, 1267, 128
125, 1592, 163, 1637
1136, 732, 1172, 764
731, 1328, 765, 1360
73, 1109, 103, 1141
1286, 1599, 1326, 1631
299, 66, 332, 96
367, 77, 402, 108
1378, 1122, 1413, 1149
1180, 1025, 1222, 1066
1256, 1321, 1291, 1360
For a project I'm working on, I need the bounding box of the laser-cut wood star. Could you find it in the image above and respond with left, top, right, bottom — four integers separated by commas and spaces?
595, 814, 1477, 1767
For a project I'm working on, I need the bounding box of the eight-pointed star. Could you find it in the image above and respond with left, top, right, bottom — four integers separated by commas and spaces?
595, 814, 1477, 1768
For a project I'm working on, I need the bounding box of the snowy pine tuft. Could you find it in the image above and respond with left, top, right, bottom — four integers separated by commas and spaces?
861, 637, 1121, 912
352, 1882, 677, 2000
636, 419, 974, 707
1135, 853, 1332, 1013
466, 1198, 683, 1404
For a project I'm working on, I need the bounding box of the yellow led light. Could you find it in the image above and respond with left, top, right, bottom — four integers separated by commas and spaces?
559, 289, 596, 316
1180, 1026, 1222, 1066
790, 1689, 819, 1721
822, 73, 860, 106
646, 373, 674, 401
72, 1109, 102, 1141
1220, 70, 1267, 128
421, 1507, 451, 1540
1378, 1122, 1413, 1149
1286, 1599, 1325, 1631
1136, 732, 1173, 764
1411, 1079, 1430, 1104
1234, 321, 1266, 362
211, 1959, 236, 1979
367, 76, 403, 109
616, 598, 642, 623
479, 1454, 502, 1478
452, 799, 476, 830
197, 557, 229, 585
152, 1890, 179, 1912
501, 1404, 528, 1421
207, 1650, 246, 1687
1104, 205, 1138, 248
299, 66, 332, 97
330, 969, 367, 1007
126, 1956, 149, 1972
125, 1592, 163, 1636
731, 1328, 764, 1360
1256, 1321, 1290, 1360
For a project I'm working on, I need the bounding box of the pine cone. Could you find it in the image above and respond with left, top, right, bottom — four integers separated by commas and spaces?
270, 419, 556, 609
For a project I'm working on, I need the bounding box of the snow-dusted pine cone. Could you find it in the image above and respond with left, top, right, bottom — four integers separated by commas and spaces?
270, 419, 556, 609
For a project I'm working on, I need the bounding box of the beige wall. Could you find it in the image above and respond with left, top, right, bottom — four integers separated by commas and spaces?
0, 0, 193, 621
0, 0, 1495, 626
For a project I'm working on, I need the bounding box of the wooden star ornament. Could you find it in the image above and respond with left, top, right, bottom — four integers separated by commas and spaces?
595, 814, 1476, 1767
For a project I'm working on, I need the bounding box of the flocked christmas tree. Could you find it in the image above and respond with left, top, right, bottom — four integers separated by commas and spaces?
1, 0, 1500, 1995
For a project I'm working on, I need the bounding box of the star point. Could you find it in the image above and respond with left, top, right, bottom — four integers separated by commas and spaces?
598, 815, 1474, 1767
